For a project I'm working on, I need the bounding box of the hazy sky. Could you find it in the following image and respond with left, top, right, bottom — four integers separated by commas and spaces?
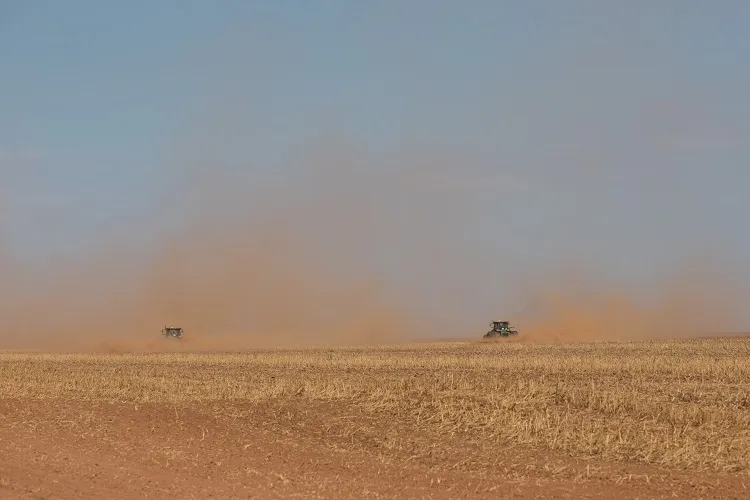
2, 1, 749, 333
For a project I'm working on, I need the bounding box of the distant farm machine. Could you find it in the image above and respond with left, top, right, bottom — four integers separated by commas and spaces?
483, 320, 519, 338
162, 326, 184, 340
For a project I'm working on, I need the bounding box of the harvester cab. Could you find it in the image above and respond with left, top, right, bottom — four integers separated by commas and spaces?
484, 320, 518, 338
162, 326, 183, 339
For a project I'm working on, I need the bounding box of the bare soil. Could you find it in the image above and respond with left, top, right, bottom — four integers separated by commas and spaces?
0, 399, 746, 499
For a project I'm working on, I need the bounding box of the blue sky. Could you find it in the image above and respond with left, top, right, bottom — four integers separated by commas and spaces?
2, 1, 750, 328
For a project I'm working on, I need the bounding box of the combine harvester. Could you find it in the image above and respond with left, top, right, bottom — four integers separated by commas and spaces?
162, 325, 184, 340
483, 320, 519, 339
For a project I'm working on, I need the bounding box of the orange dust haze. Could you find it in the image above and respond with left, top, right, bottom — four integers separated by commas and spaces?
0, 137, 502, 352
0, 139, 746, 352
503, 261, 745, 344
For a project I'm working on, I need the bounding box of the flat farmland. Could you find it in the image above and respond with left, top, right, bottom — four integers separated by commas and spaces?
1, 338, 749, 499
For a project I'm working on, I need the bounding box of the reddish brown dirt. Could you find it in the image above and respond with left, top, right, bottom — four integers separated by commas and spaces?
0, 399, 747, 499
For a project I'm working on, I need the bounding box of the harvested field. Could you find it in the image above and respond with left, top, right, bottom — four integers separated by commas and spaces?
1, 337, 749, 499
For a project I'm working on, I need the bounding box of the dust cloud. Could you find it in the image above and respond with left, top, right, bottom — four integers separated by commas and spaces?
0, 137, 500, 352
505, 261, 745, 344
2, 139, 746, 352
1, 137, 746, 352
1, 129, 747, 352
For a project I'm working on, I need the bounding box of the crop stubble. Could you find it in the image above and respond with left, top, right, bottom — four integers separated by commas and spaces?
1, 337, 749, 498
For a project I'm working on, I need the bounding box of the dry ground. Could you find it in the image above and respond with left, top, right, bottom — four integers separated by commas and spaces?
1, 337, 749, 499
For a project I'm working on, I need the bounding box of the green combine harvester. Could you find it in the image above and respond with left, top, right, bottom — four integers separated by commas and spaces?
483, 320, 519, 338
162, 325, 184, 340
